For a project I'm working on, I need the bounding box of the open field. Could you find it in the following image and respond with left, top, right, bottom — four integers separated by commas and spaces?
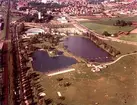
37, 54, 137, 105
78, 16, 137, 35
91, 16, 137, 26
80, 22, 135, 34
77, 16, 137, 25
119, 34, 137, 42
104, 40, 137, 55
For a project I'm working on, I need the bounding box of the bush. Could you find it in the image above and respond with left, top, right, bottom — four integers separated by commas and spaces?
114, 20, 132, 26
102, 31, 111, 36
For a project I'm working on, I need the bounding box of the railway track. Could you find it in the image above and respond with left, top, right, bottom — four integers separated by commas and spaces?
2, 0, 12, 105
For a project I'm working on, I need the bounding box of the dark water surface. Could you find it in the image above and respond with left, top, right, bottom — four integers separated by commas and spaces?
32, 36, 112, 72
64, 36, 112, 62
32, 50, 77, 72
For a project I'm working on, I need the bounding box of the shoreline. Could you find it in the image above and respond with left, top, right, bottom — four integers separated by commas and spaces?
47, 68, 75, 76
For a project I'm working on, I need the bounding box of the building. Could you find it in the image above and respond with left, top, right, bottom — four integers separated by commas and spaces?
25, 28, 45, 36
57, 17, 68, 23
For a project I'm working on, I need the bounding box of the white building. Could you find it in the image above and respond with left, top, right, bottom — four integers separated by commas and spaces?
57, 17, 68, 23
38, 12, 41, 20
25, 28, 45, 36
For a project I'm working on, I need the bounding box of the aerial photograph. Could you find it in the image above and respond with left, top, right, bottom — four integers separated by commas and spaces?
0, 0, 137, 105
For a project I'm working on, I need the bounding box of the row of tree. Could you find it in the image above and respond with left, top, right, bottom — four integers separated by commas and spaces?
85, 32, 120, 56
28, 1, 67, 9
20, 14, 54, 23
114, 20, 132, 27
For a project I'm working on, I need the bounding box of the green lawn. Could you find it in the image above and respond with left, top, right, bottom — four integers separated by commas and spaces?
120, 34, 137, 42
94, 16, 137, 25
104, 40, 137, 55
80, 22, 135, 34
79, 16, 137, 26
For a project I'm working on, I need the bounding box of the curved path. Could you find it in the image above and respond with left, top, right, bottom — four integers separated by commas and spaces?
104, 52, 137, 66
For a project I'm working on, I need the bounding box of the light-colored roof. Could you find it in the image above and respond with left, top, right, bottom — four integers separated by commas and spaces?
25, 28, 45, 35
39, 92, 46, 97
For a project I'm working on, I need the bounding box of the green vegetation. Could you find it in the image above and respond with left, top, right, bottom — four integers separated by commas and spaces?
80, 22, 134, 34
28, 1, 67, 8
114, 20, 132, 27
79, 16, 137, 35
102, 31, 111, 36
104, 40, 137, 55
81, 16, 137, 26
119, 34, 137, 42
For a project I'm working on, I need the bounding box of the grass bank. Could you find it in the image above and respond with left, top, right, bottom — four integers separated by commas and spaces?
119, 34, 137, 42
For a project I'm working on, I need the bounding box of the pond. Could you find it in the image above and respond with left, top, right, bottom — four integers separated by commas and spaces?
64, 36, 112, 62
32, 50, 77, 72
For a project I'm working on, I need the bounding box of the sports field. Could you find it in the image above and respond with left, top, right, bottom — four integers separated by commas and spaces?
79, 16, 137, 35
78, 16, 137, 25
91, 16, 137, 25
80, 22, 134, 34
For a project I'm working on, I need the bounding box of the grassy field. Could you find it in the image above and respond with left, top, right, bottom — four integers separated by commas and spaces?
92, 16, 137, 25
79, 16, 137, 35
104, 40, 137, 55
80, 22, 135, 35
37, 54, 137, 105
79, 16, 137, 26
119, 34, 137, 42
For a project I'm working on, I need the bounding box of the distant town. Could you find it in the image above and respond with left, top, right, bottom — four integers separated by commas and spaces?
0, 0, 137, 105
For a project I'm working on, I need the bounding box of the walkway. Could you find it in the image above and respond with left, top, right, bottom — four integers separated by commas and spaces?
104, 52, 137, 66
48, 68, 75, 76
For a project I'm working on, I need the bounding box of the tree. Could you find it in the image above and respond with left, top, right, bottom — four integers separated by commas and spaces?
45, 98, 53, 105
0, 22, 4, 30
115, 20, 121, 26
120, 20, 127, 26
127, 21, 132, 26
102, 31, 111, 36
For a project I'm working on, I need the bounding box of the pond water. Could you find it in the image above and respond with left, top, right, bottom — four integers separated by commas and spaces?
32, 50, 77, 72
64, 36, 112, 62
